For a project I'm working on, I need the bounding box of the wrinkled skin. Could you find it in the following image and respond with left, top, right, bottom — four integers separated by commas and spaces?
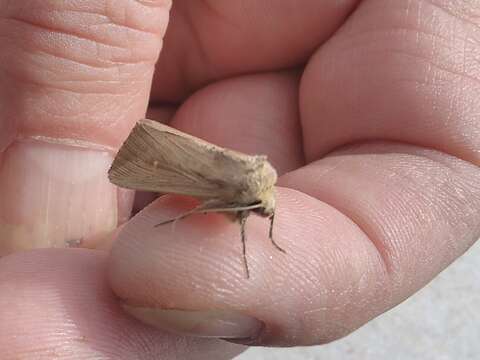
0, 0, 479, 358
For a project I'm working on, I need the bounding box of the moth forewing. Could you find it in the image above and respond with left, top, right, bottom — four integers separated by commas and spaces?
108, 119, 285, 278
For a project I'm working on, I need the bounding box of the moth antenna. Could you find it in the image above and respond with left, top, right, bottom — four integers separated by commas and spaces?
239, 213, 250, 279
154, 213, 190, 227
269, 213, 286, 254
154, 201, 217, 227
154, 202, 264, 228
201, 203, 263, 213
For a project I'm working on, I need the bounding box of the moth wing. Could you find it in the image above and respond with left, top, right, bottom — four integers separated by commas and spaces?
108, 119, 265, 200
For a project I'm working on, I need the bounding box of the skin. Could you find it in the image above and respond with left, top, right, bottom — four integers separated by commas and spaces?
0, 0, 479, 358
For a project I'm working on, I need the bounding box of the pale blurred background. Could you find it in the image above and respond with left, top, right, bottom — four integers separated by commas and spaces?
237, 241, 480, 360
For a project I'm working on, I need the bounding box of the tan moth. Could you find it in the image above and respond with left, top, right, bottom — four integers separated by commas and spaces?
108, 119, 285, 278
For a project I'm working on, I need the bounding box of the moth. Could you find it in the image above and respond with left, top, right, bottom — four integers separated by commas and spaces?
108, 118, 285, 278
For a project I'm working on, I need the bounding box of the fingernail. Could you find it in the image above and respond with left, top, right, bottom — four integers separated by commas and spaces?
122, 304, 264, 339
0, 140, 117, 255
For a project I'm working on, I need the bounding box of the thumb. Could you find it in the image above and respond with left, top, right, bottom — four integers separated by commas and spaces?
0, 0, 171, 254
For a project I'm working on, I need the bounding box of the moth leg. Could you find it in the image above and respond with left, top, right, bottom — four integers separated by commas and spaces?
238, 211, 250, 279
269, 213, 286, 253
154, 199, 225, 227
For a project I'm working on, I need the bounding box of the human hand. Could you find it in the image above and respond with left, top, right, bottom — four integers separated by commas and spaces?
1, 0, 479, 358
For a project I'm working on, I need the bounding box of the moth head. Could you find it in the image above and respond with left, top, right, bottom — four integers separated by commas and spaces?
253, 156, 277, 217
257, 187, 275, 217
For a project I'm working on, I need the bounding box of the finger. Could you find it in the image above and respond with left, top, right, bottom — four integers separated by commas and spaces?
170, 71, 304, 175
151, 0, 360, 101
0, 0, 170, 254
300, 0, 480, 164
108, 143, 479, 346
0, 249, 243, 359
